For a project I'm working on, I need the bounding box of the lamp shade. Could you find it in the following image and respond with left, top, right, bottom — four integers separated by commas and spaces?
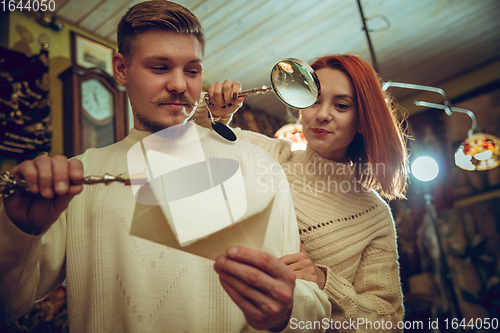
455, 133, 500, 171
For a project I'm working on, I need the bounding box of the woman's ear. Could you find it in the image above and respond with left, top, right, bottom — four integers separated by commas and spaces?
113, 53, 127, 85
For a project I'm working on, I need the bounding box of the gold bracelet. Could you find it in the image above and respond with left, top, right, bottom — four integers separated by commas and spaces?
207, 110, 221, 122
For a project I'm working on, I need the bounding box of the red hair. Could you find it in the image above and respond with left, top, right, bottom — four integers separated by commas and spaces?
310, 54, 408, 200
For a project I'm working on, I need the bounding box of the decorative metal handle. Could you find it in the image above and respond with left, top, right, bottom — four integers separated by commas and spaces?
238, 85, 273, 96
0, 171, 143, 198
203, 85, 273, 108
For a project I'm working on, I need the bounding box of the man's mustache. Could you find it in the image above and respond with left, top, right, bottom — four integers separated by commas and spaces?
149, 95, 195, 106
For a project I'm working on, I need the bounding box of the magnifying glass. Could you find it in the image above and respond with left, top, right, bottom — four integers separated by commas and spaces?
205, 58, 321, 141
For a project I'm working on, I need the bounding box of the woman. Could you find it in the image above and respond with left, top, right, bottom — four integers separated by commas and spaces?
194, 54, 408, 331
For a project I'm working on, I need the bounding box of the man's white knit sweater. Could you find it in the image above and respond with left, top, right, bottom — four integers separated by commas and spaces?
0, 124, 331, 332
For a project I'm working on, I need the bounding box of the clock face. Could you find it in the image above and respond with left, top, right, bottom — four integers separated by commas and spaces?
81, 79, 113, 121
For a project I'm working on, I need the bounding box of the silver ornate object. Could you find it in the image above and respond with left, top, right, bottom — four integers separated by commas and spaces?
203, 85, 272, 108
0, 171, 135, 198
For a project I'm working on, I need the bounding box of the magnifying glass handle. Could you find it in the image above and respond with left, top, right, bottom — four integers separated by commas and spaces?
203, 58, 319, 111
0, 171, 146, 198
204, 85, 273, 108
238, 85, 273, 97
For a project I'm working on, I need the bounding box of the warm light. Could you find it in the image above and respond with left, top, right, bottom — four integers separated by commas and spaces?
275, 123, 306, 151
278, 62, 293, 73
455, 133, 500, 171
412, 156, 439, 182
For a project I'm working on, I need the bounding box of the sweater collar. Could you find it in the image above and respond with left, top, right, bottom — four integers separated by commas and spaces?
123, 128, 154, 147
123, 122, 205, 147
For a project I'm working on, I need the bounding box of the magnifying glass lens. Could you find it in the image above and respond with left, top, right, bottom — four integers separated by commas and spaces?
204, 58, 320, 142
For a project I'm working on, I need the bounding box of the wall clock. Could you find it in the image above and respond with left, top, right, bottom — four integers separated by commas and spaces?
59, 66, 128, 157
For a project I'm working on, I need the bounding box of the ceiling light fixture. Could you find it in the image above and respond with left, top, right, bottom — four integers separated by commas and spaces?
382, 81, 500, 171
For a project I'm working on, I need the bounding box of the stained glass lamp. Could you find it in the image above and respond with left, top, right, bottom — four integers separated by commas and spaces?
455, 133, 500, 171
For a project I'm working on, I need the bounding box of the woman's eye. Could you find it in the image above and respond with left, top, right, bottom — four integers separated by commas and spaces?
336, 103, 350, 110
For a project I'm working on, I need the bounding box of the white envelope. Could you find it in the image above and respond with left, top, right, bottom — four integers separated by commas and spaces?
129, 177, 277, 261
128, 122, 289, 261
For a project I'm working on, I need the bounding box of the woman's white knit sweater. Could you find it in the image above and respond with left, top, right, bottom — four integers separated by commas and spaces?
193, 105, 404, 332
235, 129, 404, 332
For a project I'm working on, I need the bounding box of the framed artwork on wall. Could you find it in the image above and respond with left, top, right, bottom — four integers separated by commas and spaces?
71, 32, 114, 77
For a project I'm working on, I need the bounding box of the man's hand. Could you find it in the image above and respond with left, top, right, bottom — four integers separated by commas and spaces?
3, 155, 83, 230
279, 244, 326, 289
214, 246, 296, 331
206, 79, 246, 118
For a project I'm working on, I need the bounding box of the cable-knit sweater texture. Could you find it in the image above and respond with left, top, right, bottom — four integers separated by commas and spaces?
191, 99, 404, 332
233, 128, 404, 333
0, 125, 331, 332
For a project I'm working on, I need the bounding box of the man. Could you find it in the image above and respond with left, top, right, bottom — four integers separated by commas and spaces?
0, 1, 330, 332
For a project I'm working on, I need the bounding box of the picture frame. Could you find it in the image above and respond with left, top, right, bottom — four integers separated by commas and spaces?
71, 32, 114, 77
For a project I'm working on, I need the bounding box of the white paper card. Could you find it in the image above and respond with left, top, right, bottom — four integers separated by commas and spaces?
168, 185, 232, 245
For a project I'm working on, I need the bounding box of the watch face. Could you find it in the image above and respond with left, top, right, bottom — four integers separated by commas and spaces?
81, 79, 113, 121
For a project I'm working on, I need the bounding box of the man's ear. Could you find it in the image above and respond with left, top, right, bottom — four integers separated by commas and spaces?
113, 53, 127, 85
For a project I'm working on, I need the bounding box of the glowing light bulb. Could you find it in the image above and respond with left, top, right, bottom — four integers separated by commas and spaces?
411, 156, 439, 182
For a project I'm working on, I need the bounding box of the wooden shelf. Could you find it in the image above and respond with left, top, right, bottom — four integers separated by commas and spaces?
454, 188, 500, 207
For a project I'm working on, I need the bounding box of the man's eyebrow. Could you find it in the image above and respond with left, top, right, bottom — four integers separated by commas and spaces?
189, 58, 203, 65
143, 56, 202, 64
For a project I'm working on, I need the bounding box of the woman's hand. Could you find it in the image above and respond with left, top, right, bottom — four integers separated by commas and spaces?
206, 79, 246, 119
278, 244, 326, 289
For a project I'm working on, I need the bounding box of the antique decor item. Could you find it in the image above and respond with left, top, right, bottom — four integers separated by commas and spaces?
59, 66, 128, 157
382, 81, 500, 171
0, 171, 145, 198
0, 46, 52, 160
204, 58, 320, 141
